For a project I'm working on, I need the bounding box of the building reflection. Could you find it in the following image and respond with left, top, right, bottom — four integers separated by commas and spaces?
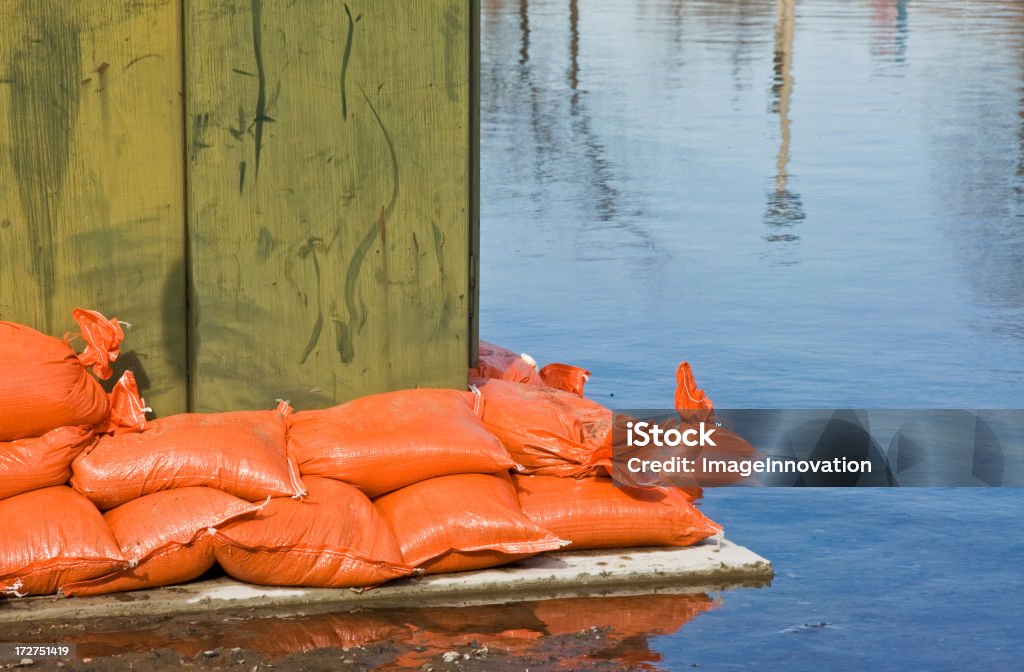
928, 1, 1024, 341
870, 0, 909, 69
565, 0, 620, 225
518, 0, 530, 64
764, 0, 804, 259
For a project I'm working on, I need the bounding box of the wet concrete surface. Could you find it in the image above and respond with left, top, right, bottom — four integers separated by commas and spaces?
0, 542, 771, 671
2, 590, 727, 671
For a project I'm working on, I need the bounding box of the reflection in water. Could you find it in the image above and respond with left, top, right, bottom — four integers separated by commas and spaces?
565, 1, 620, 225
870, 0, 909, 68
927, 1, 1024, 343
569, 0, 580, 91
503, 0, 654, 249
476, 2, 1024, 668
62, 592, 717, 670
519, 0, 530, 64
390, 593, 716, 669
481, 0, 1024, 403
764, 0, 803, 258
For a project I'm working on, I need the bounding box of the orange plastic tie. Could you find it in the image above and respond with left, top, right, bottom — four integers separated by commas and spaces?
104, 371, 150, 434
70, 308, 125, 380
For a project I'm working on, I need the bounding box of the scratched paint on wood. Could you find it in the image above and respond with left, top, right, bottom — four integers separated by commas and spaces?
0, 0, 188, 415
187, 0, 473, 411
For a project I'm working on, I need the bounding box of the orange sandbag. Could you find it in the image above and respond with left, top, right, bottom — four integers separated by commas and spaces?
375, 473, 567, 574
99, 370, 151, 434
470, 341, 543, 385
675, 361, 714, 417
513, 475, 721, 550
538, 362, 590, 396
0, 486, 126, 596
287, 389, 514, 497
0, 309, 123, 441
71, 402, 305, 510
63, 488, 262, 596
471, 341, 591, 395
475, 378, 612, 477
214, 476, 411, 588
0, 425, 95, 501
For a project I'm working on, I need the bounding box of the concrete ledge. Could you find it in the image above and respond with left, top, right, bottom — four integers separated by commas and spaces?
0, 539, 771, 625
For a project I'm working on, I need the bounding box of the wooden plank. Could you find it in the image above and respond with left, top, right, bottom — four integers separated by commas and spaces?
186, 0, 474, 411
0, 0, 188, 416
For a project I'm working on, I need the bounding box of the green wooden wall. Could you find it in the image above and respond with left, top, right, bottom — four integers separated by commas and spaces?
0, 0, 188, 415
0, 0, 477, 415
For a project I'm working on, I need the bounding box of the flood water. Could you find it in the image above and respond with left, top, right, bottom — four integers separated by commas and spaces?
479, 0, 1024, 669
8, 2, 1023, 670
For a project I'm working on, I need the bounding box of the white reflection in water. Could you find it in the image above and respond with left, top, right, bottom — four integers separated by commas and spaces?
481, 0, 1024, 408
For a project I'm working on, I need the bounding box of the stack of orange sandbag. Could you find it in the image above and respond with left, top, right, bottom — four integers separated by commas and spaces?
66, 380, 417, 593
471, 340, 724, 551
0, 310, 129, 596
287, 388, 567, 575
65, 381, 328, 595
2, 309, 732, 599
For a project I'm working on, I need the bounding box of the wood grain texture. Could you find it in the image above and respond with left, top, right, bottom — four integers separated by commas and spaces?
0, 0, 188, 416
186, 0, 472, 411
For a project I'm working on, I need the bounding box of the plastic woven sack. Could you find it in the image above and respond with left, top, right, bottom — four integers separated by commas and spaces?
675, 362, 714, 419
0, 309, 123, 441
538, 363, 590, 396
513, 474, 721, 550
63, 487, 262, 596
470, 341, 544, 385
69, 308, 125, 380
475, 378, 613, 477
287, 389, 514, 497
470, 341, 591, 396
99, 370, 151, 434
375, 473, 567, 574
71, 402, 305, 510
214, 476, 411, 588
0, 486, 126, 596
0, 425, 95, 501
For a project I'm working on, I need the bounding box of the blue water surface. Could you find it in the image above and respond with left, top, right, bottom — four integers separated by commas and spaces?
480, 1, 1024, 669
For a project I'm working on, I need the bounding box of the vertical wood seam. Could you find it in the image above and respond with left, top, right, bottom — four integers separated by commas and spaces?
180, 0, 195, 412
469, 0, 481, 368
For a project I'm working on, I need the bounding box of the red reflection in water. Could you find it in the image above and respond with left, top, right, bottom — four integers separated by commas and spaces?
66, 592, 716, 670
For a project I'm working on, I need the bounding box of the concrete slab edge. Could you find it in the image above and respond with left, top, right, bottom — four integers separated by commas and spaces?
0, 539, 772, 625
